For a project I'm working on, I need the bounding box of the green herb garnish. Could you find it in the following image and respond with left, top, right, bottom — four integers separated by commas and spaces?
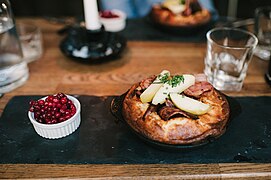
167, 75, 184, 87
154, 73, 184, 88
179, 0, 185, 5
158, 73, 170, 83
153, 72, 170, 84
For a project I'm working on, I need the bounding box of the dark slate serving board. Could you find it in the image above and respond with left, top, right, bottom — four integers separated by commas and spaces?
0, 95, 270, 164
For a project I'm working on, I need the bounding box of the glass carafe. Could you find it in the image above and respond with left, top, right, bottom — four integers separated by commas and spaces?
0, 0, 28, 93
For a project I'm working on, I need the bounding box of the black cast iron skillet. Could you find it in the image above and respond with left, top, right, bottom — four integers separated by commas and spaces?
110, 92, 241, 151
146, 13, 214, 36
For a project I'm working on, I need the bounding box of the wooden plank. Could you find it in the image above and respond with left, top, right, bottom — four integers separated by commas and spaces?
0, 164, 220, 179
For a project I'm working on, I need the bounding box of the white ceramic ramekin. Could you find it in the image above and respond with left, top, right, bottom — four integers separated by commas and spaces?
28, 95, 81, 139
99, 9, 126, 32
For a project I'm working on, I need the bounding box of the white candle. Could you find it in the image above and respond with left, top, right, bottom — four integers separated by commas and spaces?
83, 0, 101, 30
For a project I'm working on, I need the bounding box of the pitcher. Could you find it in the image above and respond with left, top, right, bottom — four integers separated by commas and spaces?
0, 0, 29, 93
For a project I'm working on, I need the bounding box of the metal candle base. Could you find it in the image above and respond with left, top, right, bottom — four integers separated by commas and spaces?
59, 26, 126, 63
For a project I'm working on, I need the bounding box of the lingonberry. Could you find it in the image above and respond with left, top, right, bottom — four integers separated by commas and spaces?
46, 95, 54, 102
29, 100, 36, 106
52, 97, 59, 103
29, 93, 76, 124
56, 92, 65, 99
100, 10, 119, 18
60, 97, 68, 104
38, 99, 45, 105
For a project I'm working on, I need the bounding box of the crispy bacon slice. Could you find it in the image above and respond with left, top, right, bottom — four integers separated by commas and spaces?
165, 98, 174, 107
143, 105, 158, 120
183, 74, 212, 98
138, 75, 156, 90
158, 106, 198, 120
182, 0, 202, 16
136, 75, 156, 96
184, 81, 213, 99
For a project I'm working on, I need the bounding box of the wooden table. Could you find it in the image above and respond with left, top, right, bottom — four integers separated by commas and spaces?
0, 18, 271, 179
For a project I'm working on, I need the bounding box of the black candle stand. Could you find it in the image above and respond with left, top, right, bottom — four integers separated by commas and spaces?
59, 26, 126, 63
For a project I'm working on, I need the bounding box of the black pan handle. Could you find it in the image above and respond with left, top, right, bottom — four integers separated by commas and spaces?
110, 92, 127, 123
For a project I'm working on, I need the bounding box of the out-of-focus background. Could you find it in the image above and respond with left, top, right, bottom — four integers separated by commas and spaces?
9, 0, 271, 19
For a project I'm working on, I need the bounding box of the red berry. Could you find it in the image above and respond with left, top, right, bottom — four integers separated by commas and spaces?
52, 98, 59, 103
57, 93, 66, 99
37, 119, 43, 123
33, 105, 40, 110
56, 103, 62, 108
100, 10, 119, 18
59, 117, 65, 122
46, 95, 54, 102
29, 106, 34, 112
38, 99, 45, 105
55, 112, 61, 118
65, 110, 70, 115
60, 108, 65, 114
60, 97, 67, 104
67, 100, 72, 105
51, 119, 57, 124
65, 115, 71, 120
61, 104, 67, 110
40, 108, 45, 113
29, 100, 36, 106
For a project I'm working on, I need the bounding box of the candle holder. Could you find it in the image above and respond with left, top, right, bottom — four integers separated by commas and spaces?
59, 25, 126, 63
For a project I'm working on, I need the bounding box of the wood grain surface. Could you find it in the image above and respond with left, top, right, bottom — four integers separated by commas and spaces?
0, 18, 270, 179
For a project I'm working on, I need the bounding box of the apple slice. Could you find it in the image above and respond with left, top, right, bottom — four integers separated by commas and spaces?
152, 74, 195, 105
167, 5, 185, 14
140, 70, 170, 103
162, 0, 185, 14
170, 93, 211, 115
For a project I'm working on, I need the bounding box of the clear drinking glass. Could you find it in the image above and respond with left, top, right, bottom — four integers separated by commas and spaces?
0, 0, 29, 93
17, 22, 43, 63
254, 6, 271, 61
204, 27, 258, 91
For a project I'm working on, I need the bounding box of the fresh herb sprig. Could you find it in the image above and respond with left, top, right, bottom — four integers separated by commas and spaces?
155, 73, 185, 88
155, 73, 170, 84
167, 75, 184, 87
180, 0, 185, 5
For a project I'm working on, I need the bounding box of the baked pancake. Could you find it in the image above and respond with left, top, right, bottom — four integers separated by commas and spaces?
122, 71, 230, 145
150, 0, 211, 27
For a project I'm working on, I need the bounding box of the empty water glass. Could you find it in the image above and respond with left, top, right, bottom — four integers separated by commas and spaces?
204, 27, 258, 91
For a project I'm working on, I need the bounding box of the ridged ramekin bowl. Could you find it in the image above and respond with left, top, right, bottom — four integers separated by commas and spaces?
99, 9, 126, 32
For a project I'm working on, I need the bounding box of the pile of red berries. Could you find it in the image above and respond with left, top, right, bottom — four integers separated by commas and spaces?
29, 93, 77, 124
100, 10, 119, 18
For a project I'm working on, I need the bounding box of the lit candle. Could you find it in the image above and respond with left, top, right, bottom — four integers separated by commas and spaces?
83, 0, 101, 30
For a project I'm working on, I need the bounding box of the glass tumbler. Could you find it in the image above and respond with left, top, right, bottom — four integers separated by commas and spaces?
204, 28, 258, 91
17, 22, 43, 63
254, 6, 271, 60
0, 0, 29, 93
